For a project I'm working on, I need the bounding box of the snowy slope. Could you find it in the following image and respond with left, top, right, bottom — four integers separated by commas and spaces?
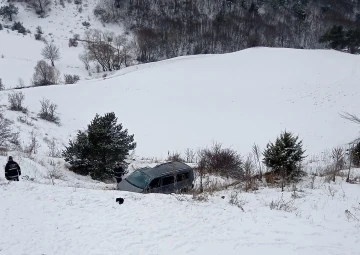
0, 0, 123, 87
0, 48, 359, 159
0, 175, 360, 255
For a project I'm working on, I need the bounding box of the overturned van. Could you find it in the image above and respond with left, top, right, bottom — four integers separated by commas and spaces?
117, 161, 194, 194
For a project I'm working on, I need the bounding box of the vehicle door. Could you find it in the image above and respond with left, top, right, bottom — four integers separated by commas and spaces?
161, 175, 175, 194
147, 177, 162, 193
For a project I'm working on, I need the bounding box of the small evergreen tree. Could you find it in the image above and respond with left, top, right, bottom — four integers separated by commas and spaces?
263, 131, 306, 183
319, 25, 346, 50
0, 4, 18, 22
351, 142, 360, 167
62, 112, 136, 180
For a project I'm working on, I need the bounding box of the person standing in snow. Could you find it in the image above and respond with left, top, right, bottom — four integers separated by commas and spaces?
5, 156, 21, 181
113, 163, 125, 183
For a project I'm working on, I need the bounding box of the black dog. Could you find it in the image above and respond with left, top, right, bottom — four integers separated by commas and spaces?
116, 197, 124, 204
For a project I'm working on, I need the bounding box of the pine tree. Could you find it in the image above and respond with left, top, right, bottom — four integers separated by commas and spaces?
62, 112, 136, 180
263, 131, 306, 180
319, 25, 346, 50
0, 4, 18, 22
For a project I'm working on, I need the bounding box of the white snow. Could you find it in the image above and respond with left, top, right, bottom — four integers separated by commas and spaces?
0, 174, 360, 255
1, 2, 360, 254
0, 48, 359, 158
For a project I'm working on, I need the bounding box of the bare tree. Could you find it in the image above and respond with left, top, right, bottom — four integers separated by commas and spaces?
244, 154, 255, 191
184, 148, 196, 163
252, 143, 262, 180
28, 0, 51, 15
42, 43, 60, 67
331, 147, 345, 182
78, 53, 90, 70
32, 60, 60, 86
340, 112, 360, 125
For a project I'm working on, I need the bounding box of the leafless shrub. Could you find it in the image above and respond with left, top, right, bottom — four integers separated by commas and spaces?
197, 142, 243, 180
345, 209, 359, 222
252, 143, 263, 180
310, 174, 316, 189
167, 151, 184, 162
331, 147, 345, 182
45, 137, 61, 157
47, 159, 63, 185
0, 112, 17, 147
243, 154, 256, 191
79, 53, 90, 70
28, 0, 51, 15
184, 148, 196, 163
328, 185, 336, 199
64, 74, 80, 84
192, 193, 208, 202
0, 147, 8, 156
269, 195, 296, 212
24, 129, 40, 154
17, 116, 33, 126
38, 98, 60, 124
8, 92, 27, 113
68, 34, 79, 47
229, 191, 245, 211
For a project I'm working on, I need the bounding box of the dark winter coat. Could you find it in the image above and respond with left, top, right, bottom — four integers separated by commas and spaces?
113, 166, 124, 178
5, 160, 21, 180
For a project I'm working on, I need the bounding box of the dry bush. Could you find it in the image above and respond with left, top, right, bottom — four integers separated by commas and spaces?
229, 191, 245, 211
192, 193, 209, 202
269, 195, 297, 212
47, 160, 63, 185
197, 142, 243, 179
45, 137, 61, 157
243, 154, 257, 191
331, 147, 345, 182
8, 92, 27, 113
167, 151, 184, 162
0, 112, 18, 147
17, 116, 33, 126
24, 130, 40, 154
184, 148, 196, 163
64, 74, 80, 84
38, 98, 60, 124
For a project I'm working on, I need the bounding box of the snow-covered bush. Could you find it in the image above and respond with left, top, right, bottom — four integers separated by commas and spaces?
32, 60, 60, 86
197, 142, 244, 179
8, 92, 27, 113
0, 112, 19, 147
64, 74, 80, 84
38, 98, 60, 124
12, 22, 27, 35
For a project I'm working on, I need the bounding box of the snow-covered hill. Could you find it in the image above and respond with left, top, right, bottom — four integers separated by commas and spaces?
0, 47, 359, 159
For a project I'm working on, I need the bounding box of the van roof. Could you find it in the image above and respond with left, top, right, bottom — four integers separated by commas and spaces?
139, 161, 192, 179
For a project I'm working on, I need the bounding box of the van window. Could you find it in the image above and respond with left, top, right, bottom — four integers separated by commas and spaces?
162, 176, 175, 186
176, 172, 190, 182
149, 178, 161, 189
